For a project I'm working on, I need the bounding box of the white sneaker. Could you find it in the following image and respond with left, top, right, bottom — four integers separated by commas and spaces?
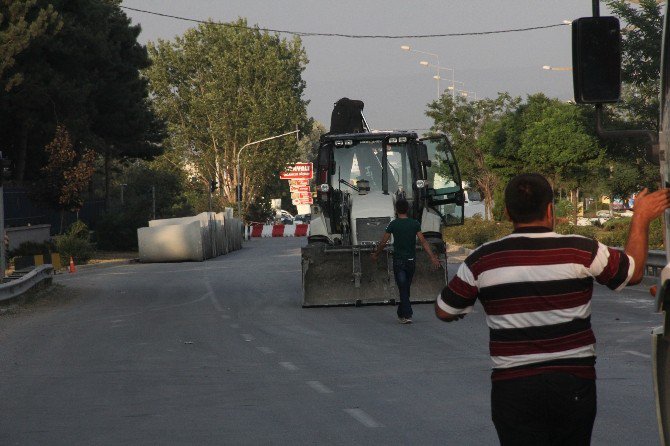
398, 317, 412, 324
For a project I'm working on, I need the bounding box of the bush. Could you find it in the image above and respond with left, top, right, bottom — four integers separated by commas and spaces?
54, 221, 94, 264
443, 215, 513, 248
9, 240, 56, 258
554, 223, 597, 239
94, 211, 142, 251
555, 200, 575, 218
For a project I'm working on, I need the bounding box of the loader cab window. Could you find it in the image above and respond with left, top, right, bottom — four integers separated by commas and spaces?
385, 143, 413, 197
331, 140, 412, 197
421, 136, 464, 226
425, 140, 461, 194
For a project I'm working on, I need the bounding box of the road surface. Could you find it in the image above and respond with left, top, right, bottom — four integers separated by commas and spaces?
0, 237, 663, 445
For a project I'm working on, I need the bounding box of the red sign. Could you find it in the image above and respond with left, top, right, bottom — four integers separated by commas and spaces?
280, 162, 313, 180
293, 198, 313, 205
290, 185, 311, 192
289, 179, 310, 186
291, 192, 312, 200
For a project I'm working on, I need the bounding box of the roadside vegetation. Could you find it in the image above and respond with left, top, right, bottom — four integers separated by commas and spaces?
444, 214, 664, 250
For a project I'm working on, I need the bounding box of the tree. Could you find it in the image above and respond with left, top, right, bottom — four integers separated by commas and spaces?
606, 0, 663, 128
426, 92, 520, 219
145, 19, 309, 218
477, 95, 605, 221
0, 0, 61, 92
32, 125, 96, 232
0, 0, 162, 194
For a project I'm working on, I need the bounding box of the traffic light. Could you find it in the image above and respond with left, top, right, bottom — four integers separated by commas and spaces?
210, 179, 218, 193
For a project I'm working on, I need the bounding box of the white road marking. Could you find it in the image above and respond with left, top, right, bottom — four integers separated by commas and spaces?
279, 361, 299, 371
344, 408, 382, 428
623, 350, 651, 359
242, 334, 255, 342
205, 281, 224, 312
306, 380, 333, 394
257, 346, 275, 354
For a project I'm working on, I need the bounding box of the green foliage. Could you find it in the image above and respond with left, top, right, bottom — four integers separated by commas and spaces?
0, 0, 61, 91
443, 215, 513, 248
0, 0, 162, 186
94, 160, 194, 251
94, 212, 140, 251
554, 223, 597, 240
426, 92, 520, 220
54, 221, 94, 263
145, 19, 309, 217
555, 200, 575, 218
8, 240, 56, 258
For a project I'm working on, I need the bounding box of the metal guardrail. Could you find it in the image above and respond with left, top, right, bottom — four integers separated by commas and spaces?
0, 264, 54, 303
647, 250, 667, 278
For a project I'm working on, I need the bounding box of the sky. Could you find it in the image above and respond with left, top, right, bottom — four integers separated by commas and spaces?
120, 1, 610, 132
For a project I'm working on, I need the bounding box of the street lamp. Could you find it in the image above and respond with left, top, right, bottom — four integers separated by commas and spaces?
421, 61, 458, 99
542, 65, 572, 71
459, 90, 478, 101
401, 45, 441, 97
236, 129, 300, 219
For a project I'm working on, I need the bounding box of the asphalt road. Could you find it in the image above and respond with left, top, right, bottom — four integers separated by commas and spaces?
0, 237, 663, 445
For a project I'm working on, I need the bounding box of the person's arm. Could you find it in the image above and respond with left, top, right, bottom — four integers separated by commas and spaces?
434, 302, 466, 322
371, 232, 391, 262
625, 188, 670, 285
435, 262, 477, 322
417, 231, 441, 268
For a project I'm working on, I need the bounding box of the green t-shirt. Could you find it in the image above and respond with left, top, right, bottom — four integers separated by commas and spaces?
385, 217, 421, 260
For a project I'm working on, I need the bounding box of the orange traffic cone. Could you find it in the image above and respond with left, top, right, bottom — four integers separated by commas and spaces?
68, 256, 77, 273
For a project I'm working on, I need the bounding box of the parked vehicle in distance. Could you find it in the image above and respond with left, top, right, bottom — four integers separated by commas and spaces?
294, 214, 311, 224
275, 210, 294, 225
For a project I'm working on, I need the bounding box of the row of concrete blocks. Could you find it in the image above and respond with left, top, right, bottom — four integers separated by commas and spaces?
137, 210, 243, 262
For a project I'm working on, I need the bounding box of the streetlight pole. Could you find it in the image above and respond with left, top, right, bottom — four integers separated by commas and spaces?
236, 129, 300, 220
421, 61, 458, 99
401, 45, 441, 97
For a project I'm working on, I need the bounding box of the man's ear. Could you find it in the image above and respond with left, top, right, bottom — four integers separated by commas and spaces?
504, 207, 511, 222
547, 202, 554, 222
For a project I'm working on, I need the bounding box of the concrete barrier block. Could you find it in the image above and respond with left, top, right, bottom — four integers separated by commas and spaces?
138, 221, 204, 262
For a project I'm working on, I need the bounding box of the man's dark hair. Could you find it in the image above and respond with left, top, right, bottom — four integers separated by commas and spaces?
504, 173, 553, 223
395, 198, 409, 215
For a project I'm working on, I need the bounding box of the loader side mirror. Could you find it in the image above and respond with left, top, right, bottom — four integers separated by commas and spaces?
572, 16, 621, 104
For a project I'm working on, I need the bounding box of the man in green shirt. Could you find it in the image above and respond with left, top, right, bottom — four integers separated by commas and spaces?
372, 198, 441, 323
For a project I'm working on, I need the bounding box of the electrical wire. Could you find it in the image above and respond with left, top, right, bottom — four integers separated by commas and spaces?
120, 5, 569, 39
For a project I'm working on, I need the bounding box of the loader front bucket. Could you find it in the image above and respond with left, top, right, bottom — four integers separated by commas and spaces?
301, 240, 447, 307
410, 238, 448, 303
301, 244, 394, 307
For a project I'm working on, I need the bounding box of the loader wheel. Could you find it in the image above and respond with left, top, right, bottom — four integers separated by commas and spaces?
307, 235, 330, 245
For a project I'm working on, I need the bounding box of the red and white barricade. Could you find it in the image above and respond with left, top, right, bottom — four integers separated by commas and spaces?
248, 224, 309, 238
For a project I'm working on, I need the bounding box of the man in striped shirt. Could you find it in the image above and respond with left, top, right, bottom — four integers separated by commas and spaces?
435, 173, 670, 445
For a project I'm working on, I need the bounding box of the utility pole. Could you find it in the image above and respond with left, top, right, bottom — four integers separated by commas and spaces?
0, 152, 5, 281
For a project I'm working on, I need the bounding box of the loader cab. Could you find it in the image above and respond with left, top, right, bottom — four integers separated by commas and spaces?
314, 132, 463, 242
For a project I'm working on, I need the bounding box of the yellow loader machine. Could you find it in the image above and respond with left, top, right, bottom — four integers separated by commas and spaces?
302, 98, 465, 307
572, 3, 670, 443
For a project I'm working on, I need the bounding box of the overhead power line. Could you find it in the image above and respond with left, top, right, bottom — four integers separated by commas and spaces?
120, 6, 569, 39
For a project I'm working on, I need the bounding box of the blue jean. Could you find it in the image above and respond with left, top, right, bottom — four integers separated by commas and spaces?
393, 258, 416, 318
